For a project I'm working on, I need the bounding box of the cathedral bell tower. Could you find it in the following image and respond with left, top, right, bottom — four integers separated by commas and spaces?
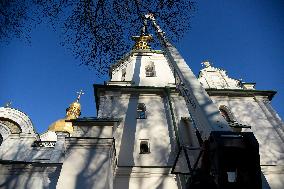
94, 25, 184, 188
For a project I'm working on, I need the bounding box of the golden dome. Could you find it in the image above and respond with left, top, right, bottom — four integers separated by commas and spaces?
47, 90, 84, 134
66, 101, 81, 120
48, 118, 73, 133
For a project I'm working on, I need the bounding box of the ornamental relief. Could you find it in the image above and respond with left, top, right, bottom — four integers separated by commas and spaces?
0, 119, 21, 133
0, 108, 35, 134
0, 123, 11, 141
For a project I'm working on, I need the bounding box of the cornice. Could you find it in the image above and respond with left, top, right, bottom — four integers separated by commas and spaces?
205, 88, 276, 100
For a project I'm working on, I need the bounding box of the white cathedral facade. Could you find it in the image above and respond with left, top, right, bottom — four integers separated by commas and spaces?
0, 35, 283, 189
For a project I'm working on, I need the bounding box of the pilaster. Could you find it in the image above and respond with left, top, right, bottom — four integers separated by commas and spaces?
50, 132, 69, 163
254, 96, 284, 142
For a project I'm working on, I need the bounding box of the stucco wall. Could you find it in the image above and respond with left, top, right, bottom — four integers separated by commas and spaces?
99, 92, 175, 167
111, 52, 175, 87
97, 88, 179, 189
56, 138, 114, 189
0, 163, 61, 189
0, 110, 116, 189
114, 167, 179, 189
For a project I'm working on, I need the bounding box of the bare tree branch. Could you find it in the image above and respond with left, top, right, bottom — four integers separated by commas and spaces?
1, 0, 195, 76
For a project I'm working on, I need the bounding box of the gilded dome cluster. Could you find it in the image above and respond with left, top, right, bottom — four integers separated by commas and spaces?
48, 90, 84, 134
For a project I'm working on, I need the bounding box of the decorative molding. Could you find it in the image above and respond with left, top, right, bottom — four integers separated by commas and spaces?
0, 161, 62, 174
0, 119, 21, 133
198, 65, 243, 90
64, 137, 114, 149
206, 89, 276, 100
261, 165, 284, 174
0, 107, 35, 135
32, 141, 56, 148
219, 105, 237, 122
0, 123, 11, 141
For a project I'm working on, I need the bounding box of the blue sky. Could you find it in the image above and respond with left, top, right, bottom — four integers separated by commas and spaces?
1, 0, 283, 133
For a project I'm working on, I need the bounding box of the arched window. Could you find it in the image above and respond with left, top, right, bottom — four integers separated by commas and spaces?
219, 105, 235, 123
121, 68, 126, 81
145, 62, 156, 77
219, 106, 242, 132
137, 103, 146, 119
220, 108, 232, 122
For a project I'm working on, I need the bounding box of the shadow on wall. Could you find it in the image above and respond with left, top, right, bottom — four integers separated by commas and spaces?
0, 127, 63, 188
114, 54, 161, 188
0, 121, 113, 189
140, 96, 174, 165
115, 93, 139, 189
131, 54, 142, 86
223, 99, 284, 165
134, 96, 176, 189
0, 155, 62, 189
55, 121, 116, 189
73, 128, 110, 189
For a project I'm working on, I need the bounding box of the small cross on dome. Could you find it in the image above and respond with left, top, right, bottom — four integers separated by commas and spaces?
202, 61, 212, 68
4, 101, 12, 108
76, 90, 85, 102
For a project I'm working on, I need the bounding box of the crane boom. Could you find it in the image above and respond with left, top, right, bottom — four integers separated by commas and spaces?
145, 15, 231, 140
145, 14, 262, 189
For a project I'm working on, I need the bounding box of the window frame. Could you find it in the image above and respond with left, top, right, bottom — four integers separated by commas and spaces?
145, 62, 156, 77
121, 68, 126, 81
137, 103, 147, 119
139, 140, 150, 154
